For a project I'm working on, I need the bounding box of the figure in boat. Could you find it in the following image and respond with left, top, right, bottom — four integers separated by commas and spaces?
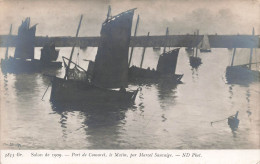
50, 8, 139, 105
225, 28, 260, 86
1, 18, 62, 74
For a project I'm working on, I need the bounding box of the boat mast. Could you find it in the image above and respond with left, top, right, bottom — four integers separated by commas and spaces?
140, 32, 150, 68
163, 27, 169, 53
106, 5, 111, 22
230, 48, 236, 66
192, 31, 196, 56
128, 14, 140, 67
195, 30, 199, 57
64, 15, 83, 80
5, 24, 12, 59
248, 27, 254, 70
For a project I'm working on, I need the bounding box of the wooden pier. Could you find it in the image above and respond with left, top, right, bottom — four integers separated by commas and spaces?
0, 34, 259, 48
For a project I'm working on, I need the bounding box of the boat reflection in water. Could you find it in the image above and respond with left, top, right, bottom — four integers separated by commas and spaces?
51, 100, 132, 148
50, 8, 139, 105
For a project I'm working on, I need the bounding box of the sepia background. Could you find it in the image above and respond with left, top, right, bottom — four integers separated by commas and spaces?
0, 0, 259, 149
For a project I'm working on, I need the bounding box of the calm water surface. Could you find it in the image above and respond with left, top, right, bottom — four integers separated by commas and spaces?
1, 48, 259, 149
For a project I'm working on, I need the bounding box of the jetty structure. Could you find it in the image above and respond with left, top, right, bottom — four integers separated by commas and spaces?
50, 8, 139, 104
1, 18, 62, 74
225, 28, 260, 85
129, 27, 183, 83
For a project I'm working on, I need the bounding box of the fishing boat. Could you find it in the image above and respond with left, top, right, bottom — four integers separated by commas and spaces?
1, 18, 62, 74
129, 48, 183, 83
50, 9, 139, 104
225, 28, 260, 85
199, 34, 211, 52
189, 30, 202, 68
128, 27, 183, 83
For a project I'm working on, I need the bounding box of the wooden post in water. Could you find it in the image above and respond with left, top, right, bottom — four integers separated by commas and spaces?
5, 24, 12, 59
140, 32, 150, 68
195, 30, 199, 57
64, 15, 83, 80
128, 14, 140, 67
163, 27, 169, 54
249, 27, 254, 70
230, 48, 236, 66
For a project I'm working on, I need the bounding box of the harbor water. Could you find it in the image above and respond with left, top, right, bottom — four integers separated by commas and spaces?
1, 47, 259, 149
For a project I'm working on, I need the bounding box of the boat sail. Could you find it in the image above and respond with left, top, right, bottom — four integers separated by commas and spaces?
92, 8, 135, 88
14, 17, 36, 60
50, 9, 139, 104
199, 35, 211, 52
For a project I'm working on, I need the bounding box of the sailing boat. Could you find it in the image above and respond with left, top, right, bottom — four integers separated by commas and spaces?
50, 9, 139, 104
189, 30, 202, 68
1, 18, 62, 73
225, 28, 260, 85
128, 27, 183, 83
199, 34, 211, 52
185, 32, 196, 52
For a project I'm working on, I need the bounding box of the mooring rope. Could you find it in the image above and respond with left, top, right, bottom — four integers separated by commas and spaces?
41, 83, 51, 101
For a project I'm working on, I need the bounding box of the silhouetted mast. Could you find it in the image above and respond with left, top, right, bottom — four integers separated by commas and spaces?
5, 24, 12, 59
249, 27, 254, 70
163, 27, 169, 53
230, 48, 236, 66
192, 31, 196, 56
140, 32, 149, 68
128, 14, 140, 66
195, 30, 199, 57
106, 5, 111, 21
64, 15, 83, 80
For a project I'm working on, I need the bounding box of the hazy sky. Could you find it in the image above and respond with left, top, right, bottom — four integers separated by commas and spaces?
0, 0, 259, 36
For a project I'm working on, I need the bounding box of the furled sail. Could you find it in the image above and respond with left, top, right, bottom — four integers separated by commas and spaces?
92, 8, 136, 88
199, 35, 211, 51
14, 18, 37, 60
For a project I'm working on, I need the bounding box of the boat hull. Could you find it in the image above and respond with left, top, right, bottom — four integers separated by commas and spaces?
225, 66, 260, 85
50, 77, 139, 104
1, 58, 62, 73
128, 66, 183, 83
